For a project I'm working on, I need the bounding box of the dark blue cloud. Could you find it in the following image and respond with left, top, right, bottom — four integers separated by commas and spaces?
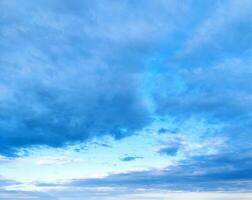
158, 145, 180, 156
4, 152, 250, 199
48, 151, 252, 191
158, 135, 183, 156
158, 128, 169, 134
120, 155, 143, 162
0, 0, 220, 156
158, 128, 178, 134
0, 0, 189, 156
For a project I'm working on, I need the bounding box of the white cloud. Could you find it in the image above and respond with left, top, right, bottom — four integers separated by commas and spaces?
35, 156, 81, 166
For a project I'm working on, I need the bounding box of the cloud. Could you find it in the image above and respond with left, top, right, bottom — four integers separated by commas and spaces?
13, 150, 247, 200
0, 0, 252, 196
0, 0, 193, 156
0, 178, 19, 187
57, 151, 252, 191
158, 145, 180, 156
158, 137, 182, 156
35, 156, 81, 166
147, 1, 252, 166
0, 189, 56, 200
0, 0, 236, 161
0, 151, 251, 199
1, 188, 252, 200
0, 0, 227, 157
152, 56, 252, 159
176, 0, 252, 66
120, 155, 143, 162
92, 142, 112, 148
158, 128, 178, 134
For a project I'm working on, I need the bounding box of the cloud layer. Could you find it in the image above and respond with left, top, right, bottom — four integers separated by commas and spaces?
0, 0, 252, 198
0, 0, 187, 155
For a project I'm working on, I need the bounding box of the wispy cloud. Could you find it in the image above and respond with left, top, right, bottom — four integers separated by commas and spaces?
35, 156, 81, 166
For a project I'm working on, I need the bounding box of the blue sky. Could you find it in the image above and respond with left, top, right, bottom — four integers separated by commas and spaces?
0, 0, 252, 199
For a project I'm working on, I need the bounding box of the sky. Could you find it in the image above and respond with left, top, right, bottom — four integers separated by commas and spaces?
0, 0, 252, 199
